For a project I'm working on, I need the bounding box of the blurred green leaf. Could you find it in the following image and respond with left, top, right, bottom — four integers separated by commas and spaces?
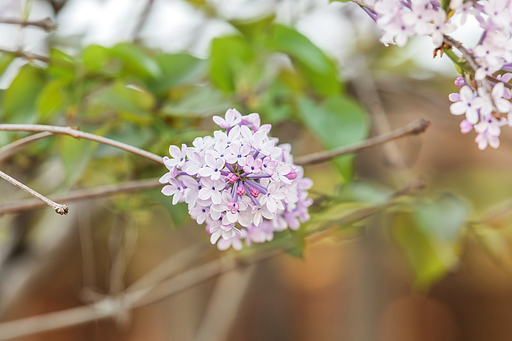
149, 53, 206, 95
268, 24, 341, 96
2, 64, 45, 123
82, 44, 110, 72
36, 80, 65, 121
230, 14, 275, 39
209, 35, 254, 93
298, 95, 368, 181
58, 136, 95, 185
471, 225, 508, 263
394, 212, 458, 291
414, 193, 470, 242
338, 181, 393, 204
98, 81, 155, 119
161, 85, 232, 118
0, 54, 15, 77
110, 43, 161, 80
48, 49, 75, 83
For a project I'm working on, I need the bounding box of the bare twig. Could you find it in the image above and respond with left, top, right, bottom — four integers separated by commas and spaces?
0, 132, 52, 162
0, 124, 163, 164
486, 75, 512, 90
0, 18, 57, 31
132, 0, 154, 42
0, 177, 161, 216
294, 119, 430, 166
0, 48, 49, 63
194, 265, 255, 341
0, 170, 68, 215
0, 177, 424, 340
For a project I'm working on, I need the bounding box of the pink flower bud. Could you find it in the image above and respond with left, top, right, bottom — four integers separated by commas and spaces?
286, 170, 297, 180
236, 186, 246, 196
455, 77, 465, 88
226, 173, 238, 184
460, 119, 473, 134
250, 188, 259, 197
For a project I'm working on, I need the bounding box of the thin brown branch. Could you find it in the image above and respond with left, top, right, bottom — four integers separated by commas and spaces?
0, 124, 163, 164
0, 177, 425, 340
294, 119, 430, 166
132, 0, 154, 42
0, 170, 68, 215
0, 48, 49, 63
0, 177, 161, 216
486, 75, 512, 90
0, 18, 57, 31
0, 132, 52, 162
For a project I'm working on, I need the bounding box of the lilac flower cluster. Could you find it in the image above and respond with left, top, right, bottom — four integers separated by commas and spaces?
362, 0, 512, 149
159, 109, 313, 250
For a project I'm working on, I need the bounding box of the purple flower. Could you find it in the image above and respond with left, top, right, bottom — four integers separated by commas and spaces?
161, 110, 312, 251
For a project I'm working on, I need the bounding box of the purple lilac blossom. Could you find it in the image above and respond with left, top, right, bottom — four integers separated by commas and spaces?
365, 0, 512, 150
160, 109, 313, 250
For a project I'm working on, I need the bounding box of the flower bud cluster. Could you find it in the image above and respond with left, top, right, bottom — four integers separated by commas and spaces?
160, 109, 313, 250
365, 0, 512, 149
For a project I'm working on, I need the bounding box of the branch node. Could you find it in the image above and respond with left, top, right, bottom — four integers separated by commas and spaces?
55, 205, 69, 215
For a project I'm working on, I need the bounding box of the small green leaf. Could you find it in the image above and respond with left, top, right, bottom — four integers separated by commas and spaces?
298, 95, 368, 181
2, 64, 45, 123
36, 80, 65, 121
209, 35, 254, 93
57, 136, 95, 185
414, 193, 470, 242
82, 45, 110, 72
268, 24, 341, 96
48, 49, 75, 83
0, 54, 15, 77
161, 85, 232, 118
149, 53, 206, 95
394, 212, 458, 291
98, 81, 155, 118
110, 43, 161, 80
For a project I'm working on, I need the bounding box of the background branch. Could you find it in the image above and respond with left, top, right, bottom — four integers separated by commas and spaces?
0, 177, 425, 340
294, 118, 430, 166
0, 132, 52, 162
0, 18, 57, 31
0, 124, 163, 164
0, 48, 49, 62
0, 170, 68, 215
0, 178, 161, 217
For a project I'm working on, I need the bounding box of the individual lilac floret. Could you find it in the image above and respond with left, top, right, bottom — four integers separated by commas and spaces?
160, 109, 313, 251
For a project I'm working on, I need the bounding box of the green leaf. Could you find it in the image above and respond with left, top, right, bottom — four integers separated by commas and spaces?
161, 85, 232, 118
393, 212, 458, 291
337, 181, 393, 204
149, 53, 206, 95
98, 81, 155, 119
82, 45, 110, 72
0, 54, 15, 77
209, 35, 254, 93
36, 80, 65, 121
48, 49, 75, 83
110, 43, 161, 80
2, 64, 45, 123
57, 136, 95, 185
414, 193, 470, 242
268, 24, 340, 96
298, 95, 368, 181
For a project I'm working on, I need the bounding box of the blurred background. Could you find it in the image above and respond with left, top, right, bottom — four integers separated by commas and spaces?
1, 0, 512, 340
